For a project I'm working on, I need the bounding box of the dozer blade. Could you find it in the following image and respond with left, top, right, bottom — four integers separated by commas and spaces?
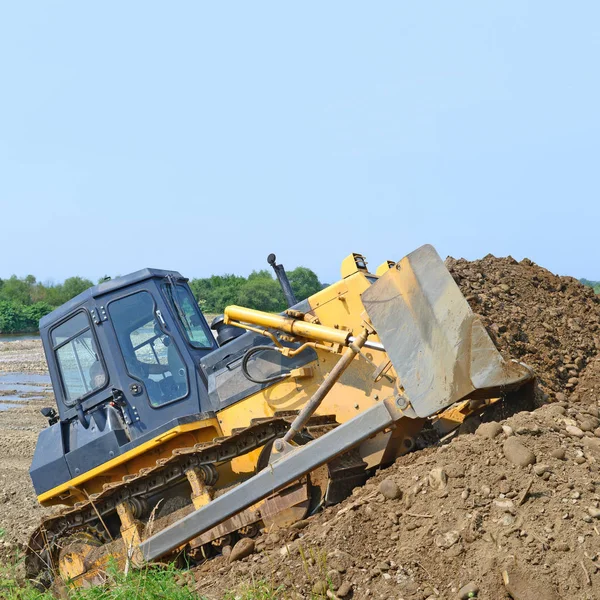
361, 244, 533, 419
140, 401, 398, 562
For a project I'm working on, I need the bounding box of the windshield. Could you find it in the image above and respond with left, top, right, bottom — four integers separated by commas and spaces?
109, 291, 189, 407
164, 283, 214, 349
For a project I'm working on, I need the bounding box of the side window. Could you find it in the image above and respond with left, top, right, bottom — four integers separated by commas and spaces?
108, 291, 189, 407
52, 312, 107, 405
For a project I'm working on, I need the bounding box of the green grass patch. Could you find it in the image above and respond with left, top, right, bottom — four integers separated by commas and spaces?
0, 559, 289, 600
0, 561, 200, 600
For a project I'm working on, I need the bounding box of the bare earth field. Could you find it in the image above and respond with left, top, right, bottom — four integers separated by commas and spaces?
0, 340, 56, 559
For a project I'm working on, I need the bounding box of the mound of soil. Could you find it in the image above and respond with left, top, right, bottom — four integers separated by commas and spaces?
194, 400, 600, 599
446, 254, 600, 402
187, 254, 600, 600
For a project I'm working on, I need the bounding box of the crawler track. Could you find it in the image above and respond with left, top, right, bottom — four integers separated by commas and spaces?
26, 412, 340, 586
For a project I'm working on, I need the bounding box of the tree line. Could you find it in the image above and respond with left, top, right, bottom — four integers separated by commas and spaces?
581, 279, 600, 295
0, 267, 324, 334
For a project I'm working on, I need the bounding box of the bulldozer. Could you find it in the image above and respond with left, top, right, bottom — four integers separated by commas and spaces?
25, 244, 534, 590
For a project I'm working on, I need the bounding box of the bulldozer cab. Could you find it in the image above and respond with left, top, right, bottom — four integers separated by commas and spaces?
32, 269, 218, 494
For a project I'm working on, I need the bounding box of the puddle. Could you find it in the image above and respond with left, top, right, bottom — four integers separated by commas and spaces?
0, 373, 52, 409
0, 373, 51, 385
0, 383, 51, 393
0, 334, 40, 342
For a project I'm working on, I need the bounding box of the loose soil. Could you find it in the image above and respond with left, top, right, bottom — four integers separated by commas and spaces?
2, 255, 600, 599
0, 340, 54, 561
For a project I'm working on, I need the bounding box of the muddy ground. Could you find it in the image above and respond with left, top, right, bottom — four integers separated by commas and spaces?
1, 255, 600, 599
0, 340, 55, 556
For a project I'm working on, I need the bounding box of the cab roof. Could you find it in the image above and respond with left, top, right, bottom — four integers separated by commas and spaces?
39, 268, 186, 331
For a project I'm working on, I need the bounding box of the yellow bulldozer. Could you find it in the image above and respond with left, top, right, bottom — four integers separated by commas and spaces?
25, 244, 533, 589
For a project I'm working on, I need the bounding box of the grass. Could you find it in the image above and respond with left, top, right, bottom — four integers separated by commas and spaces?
0, 540, 331, 600
0, 560, 202, 600
0, 559, 287, 600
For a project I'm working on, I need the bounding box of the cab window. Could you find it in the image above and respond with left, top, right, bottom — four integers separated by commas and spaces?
109, 291, 189, 407
52, 312, 107, 405
163, 283, 214, 349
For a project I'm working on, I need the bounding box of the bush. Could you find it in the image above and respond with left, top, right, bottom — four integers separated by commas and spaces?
0, 301, 53, 333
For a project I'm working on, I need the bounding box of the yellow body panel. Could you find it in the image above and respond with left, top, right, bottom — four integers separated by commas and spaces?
38, 418, 221, 506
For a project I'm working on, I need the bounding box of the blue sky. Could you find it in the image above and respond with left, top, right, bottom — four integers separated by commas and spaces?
1, 2, 599, 284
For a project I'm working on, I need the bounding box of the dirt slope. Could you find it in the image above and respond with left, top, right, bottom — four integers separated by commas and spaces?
189, 255, 600, 599
446, 254, 600, 402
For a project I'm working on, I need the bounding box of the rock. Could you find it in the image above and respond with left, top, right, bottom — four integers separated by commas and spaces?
326, 569, 342, 590
582, 436, 600, 455
312, 580, 328, 596
494, 499, 515, 513
428, 467, 448, 490
502, 425, 514, 436
229, 537, 255, 562
579, 419, 597, 432
546, 405, 566, 416
588, 507, 600, 519
553, 542, 570, 551
565, 425, 585, 438
533, 464, 550, 476
458, 581, 479, 599
594, 427, 600, 438
503, 437, 536, 467
502, 567, 559, 600
586, 406, 600, 418
555, 392, 566, 402
327, 550, 354, 573
476, 422, 503, 439
550, 448, 566, 460
434, 530, 460, 549
279, 542, 298, 557
445, 462, 466, 478
291, 519, 310, 529
499, 480, 511, 494
335, 581, 353, 598
379, 478, 401, 500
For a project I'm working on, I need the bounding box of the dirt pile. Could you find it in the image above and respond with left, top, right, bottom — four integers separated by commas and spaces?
194, 401, 600, 599
187, 255, 600, 599
445, 254, 600, 402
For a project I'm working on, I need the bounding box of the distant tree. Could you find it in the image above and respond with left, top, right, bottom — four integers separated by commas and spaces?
22, 302, 53, 325
60, 277, 94, 304
0, 300, 24, 332
189, 266, 323, 314
190, 274, 246, 313
237, 276, 285, 312
287, 266, 323, 302
0, 275, 35, 305
580, 278, 600, 295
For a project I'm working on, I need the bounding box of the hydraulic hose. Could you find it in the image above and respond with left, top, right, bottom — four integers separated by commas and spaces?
241, 345, 291, 385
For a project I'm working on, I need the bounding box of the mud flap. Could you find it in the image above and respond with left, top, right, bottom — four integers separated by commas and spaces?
361, 244, 533, 418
